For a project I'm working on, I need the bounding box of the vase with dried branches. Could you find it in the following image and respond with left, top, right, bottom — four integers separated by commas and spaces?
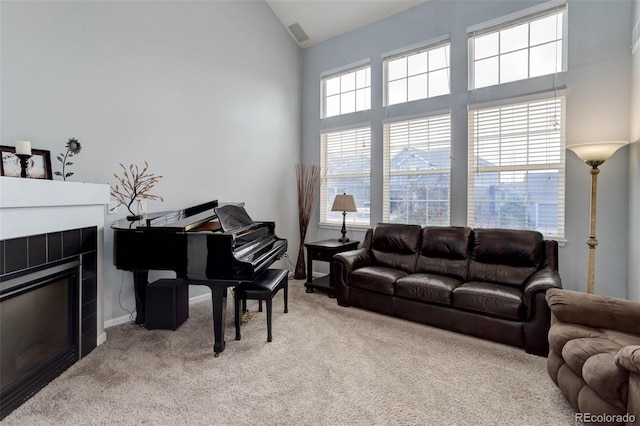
110, 161, 164, 221
294, 163, 323, 279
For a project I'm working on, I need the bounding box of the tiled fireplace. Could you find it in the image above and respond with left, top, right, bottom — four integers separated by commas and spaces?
0, 177, 109, 419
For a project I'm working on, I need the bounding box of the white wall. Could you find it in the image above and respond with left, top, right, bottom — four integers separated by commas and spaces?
1, 1, 302, 322
301, 0, 632, 297
630, 0, 640, 302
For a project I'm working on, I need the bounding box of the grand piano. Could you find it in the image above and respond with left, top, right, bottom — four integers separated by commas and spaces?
112, 200, 288, 354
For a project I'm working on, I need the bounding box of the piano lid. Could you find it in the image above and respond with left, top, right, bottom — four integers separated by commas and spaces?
146, 200, 219, 227
111, 201, 244, 232
214, 205, 254, 232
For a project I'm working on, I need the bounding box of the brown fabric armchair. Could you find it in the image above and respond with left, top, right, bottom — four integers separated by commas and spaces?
546, 288, 640, 424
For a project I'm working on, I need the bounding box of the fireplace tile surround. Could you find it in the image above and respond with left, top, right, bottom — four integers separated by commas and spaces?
0, 227, 98, 357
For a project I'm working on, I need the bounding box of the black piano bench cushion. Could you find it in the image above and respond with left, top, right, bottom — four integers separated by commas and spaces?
234, 269, 288, 343
145, 279, 189, 331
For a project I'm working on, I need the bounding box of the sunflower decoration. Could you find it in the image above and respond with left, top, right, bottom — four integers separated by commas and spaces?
54, 138, 82, 180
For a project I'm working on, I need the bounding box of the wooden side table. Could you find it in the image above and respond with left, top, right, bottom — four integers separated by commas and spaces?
304, 239, 360, 298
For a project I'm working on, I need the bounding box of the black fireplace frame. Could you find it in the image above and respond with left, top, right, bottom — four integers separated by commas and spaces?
0, 226, 98, 420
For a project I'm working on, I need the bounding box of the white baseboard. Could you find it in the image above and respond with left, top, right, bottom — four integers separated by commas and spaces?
97, 332, 107, 346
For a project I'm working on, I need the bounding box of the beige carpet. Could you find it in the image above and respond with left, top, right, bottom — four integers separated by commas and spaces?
2, 279, 576, 425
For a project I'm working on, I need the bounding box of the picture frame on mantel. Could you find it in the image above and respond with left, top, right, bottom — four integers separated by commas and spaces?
0, 145, 53, 180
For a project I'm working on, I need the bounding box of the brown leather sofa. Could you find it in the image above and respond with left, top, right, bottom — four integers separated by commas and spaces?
333, 223, 561, 356
546, 288, 640, 424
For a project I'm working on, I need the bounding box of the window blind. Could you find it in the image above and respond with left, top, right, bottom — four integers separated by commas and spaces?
468, 96, 566, 238
320, 126, 371, 225
383, 114, 451, 225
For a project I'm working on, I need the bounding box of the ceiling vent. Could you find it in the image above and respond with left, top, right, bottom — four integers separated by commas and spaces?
288, 22, 310, 44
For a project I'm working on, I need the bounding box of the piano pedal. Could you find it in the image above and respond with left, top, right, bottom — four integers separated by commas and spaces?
240, 311, 254, 324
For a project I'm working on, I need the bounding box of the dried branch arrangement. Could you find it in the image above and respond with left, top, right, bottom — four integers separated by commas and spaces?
110, 161, 164, 220
294, 163, 323, 279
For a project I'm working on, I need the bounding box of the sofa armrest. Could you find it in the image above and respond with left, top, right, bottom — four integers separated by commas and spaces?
546, 289, 640, 335
333, 248, 373, 279
523, 267, 561, 309
615, 345, 640, 375
333, 248, 372, 306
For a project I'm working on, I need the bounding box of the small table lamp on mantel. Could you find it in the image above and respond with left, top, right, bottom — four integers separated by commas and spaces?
567, 140, 629, 294
331, 193, 357, 243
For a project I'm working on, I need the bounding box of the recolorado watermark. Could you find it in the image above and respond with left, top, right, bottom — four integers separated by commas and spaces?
575, 413, 636, 423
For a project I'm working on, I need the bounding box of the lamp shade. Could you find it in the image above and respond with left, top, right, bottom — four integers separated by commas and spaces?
331, 194, 357, 212
567, 141, 629, 163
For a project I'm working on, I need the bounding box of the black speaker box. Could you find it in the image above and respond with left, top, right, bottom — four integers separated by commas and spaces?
145, 279, 189, 330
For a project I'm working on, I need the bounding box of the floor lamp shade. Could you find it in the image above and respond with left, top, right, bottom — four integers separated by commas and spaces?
331, 194, 357, 242
567, 140, 628, 294
567, 141, 629, 164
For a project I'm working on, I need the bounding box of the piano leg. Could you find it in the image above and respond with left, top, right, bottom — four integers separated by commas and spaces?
186, 282, 232, 355
210, 285, 228, 355
132, 270, 149, 326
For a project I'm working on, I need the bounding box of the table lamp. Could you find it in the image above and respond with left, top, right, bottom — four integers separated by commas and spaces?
331, 193, 357, 243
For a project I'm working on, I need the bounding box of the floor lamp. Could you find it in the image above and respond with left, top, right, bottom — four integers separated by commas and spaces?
331, 193, 357, 243
567, 140, 629, 294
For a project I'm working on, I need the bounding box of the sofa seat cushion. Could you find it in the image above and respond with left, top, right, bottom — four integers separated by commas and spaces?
351, 266, 406, 295
561, 337, 623, 377
599, 329, 640, 348
452, 282, 524, 320
548, 323, 604, 355
395, 273, 462, 306
549, 324, 640, 359
582, 352, 629, 403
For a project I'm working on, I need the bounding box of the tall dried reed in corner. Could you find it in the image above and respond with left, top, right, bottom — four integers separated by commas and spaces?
295, 163, 322, 279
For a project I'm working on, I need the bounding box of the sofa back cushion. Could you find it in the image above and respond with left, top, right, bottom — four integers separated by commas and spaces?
468, 228, 543, 287
371, 223, 422, 273
415, 227, 472, 280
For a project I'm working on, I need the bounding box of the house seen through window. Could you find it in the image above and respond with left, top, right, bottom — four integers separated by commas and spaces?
320, 126, 371, 226
383, 114, 451, 225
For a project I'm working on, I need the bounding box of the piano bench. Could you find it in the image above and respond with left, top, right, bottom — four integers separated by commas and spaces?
145, 279, 189, 331
234, 269, 288, 342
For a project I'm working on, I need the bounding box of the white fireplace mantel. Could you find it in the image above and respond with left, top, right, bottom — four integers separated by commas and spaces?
1, 176, 111, 347
0, 177, 110, 239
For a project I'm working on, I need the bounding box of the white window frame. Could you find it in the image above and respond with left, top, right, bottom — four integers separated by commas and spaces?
383, 35, 451, 107
467, 92, 566, 239
320, 125, 371, 226
321, 59, 371, 119
383, 112, 451, 226
468, 1, 568, 90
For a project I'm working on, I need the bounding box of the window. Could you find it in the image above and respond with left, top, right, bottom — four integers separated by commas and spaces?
320, 126, 371, 226
469, 3, 566, 89
322, 64, 371, 118
468, 95, 566, 238
384, 37, 450, 106
383, 114, 451, 225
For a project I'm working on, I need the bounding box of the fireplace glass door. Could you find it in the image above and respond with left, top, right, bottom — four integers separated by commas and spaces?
0, 260, 79, 419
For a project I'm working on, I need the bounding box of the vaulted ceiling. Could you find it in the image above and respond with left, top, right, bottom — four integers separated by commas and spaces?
265, 0, 425, 48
